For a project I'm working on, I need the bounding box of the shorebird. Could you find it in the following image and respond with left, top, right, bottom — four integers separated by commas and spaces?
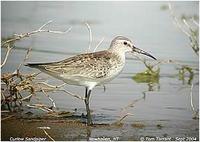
26, 36, 156, 125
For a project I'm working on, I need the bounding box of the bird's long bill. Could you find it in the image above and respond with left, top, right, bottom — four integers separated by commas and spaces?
132, 46, 157, 60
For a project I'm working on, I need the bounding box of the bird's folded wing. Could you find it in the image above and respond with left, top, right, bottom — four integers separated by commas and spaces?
41, 51, 114, 79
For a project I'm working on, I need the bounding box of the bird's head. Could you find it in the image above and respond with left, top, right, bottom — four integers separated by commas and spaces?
109, 36, 156, 60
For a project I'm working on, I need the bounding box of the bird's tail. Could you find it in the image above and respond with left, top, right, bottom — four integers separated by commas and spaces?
24, 63, 45, 69
25, 63, 38, 67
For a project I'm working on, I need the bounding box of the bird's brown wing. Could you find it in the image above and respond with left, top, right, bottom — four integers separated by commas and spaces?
36, 51, 118, 79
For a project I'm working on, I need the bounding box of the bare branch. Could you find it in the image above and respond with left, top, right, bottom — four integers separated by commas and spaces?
38, 126, 55, 141
1, 110, 10, 113
115, 113, 134, 124
1, 115, 14, 121
37, 82, 66, 89
1, 20, 72, 68
190, 84, 195, 112
168, 3, 191, 37
93, 37, 104, 52
41, 27, 72, 34
1, 44, 13, 68
38, 20, 53, 30
1, 92, 6, 101
17, 46, 32, 70
183, 19, 196, 34
168, 2, 199, 55
56, 89, 85, 101
2, 20, 72, 47
42, 90, 57, 109
43, 129, 55, 141
85, 22, 92, 52
26, 104, 53, 112
121, 95, 144, 113
36, 82, 84, 101
24, 47, 32, 61
189, 83, 199, 119
191, 18, 199, 27
21, 94, 33, 102
38, 126, 51, 130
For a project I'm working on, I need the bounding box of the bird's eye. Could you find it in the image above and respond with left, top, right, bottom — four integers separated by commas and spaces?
123, 41, 127, 45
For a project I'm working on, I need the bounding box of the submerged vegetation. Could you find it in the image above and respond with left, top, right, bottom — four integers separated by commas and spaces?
178, 65, 194, 85
133, 60, 160, 84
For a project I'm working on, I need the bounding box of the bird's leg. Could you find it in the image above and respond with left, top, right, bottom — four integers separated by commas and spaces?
84, 87, 92, 125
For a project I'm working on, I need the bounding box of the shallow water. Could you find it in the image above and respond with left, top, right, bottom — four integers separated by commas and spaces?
1, 1, 199, 141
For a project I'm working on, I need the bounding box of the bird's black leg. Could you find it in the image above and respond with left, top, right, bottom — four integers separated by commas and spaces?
85, 87, 88, 98
84, 87, 92, 125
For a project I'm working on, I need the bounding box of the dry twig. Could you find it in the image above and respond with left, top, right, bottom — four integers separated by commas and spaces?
37, 82, 66, 89
41, 90, 57, 109
1, 115, 14, 121
93, 37, 105, 52
2, 20, 72, 47
36, 82, 84, 100
1, 20, 72, 68
189, 83, 199, 119
27, 104, 53, 113
121, 95, 145, 113
85, 22, 92, 52
115, 113, 134, 124
168, 3, 199, 55
168, 3, 191, 37
56, 89, 85, 101
43, 129, 55, 141
17, 46, 32, 70
1, 44, 13, 68
1, 20, 72, 112
38, 126, 55, 141
85, 22, 104, 52
191, 18, 199, 27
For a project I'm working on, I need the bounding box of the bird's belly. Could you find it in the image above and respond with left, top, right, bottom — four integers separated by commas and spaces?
59, 67, 122, 87
41, 69, 96, 87
59, 74, 97, 88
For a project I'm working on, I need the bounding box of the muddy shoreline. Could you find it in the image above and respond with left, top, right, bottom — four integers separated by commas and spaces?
2, 113, 199, 141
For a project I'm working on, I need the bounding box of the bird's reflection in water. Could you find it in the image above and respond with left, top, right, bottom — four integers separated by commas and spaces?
86, 127, 92, 141
147, 82, 160, 92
